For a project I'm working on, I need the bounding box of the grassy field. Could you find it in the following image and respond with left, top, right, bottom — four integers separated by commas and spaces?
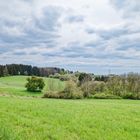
0, 76, 140, 140
0, 76, 64, 97
0, 97, 140, 140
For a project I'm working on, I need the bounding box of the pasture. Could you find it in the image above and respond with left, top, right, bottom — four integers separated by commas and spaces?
0, 76, 64, 97
0, 76, 140, 140
0, 97, 140, 140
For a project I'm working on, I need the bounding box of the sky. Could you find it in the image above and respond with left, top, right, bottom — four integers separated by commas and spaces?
0, 0, 140, 74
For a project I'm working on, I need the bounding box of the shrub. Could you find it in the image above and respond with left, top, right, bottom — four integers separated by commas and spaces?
59, 75, 71, 81
49, 73, 61, 79
43, 91, 61, 98
45, 73, 140, 100
43, 80, 84, 99
123, 93, 140, 100
105, 73, 140, 98
25, 76, 45, 92
62, 89, 83, 99
81, 81, 106, 97
127, 73, 140, 94
92, 93, 122, 99
94, 75, 108, 82
106, 76, 126, 96
43, 91, 83, 99
62, 80, 84, 99
49, 73, 72, 81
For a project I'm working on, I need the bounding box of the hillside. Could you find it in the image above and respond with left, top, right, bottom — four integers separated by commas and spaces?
0, 76, 65, 97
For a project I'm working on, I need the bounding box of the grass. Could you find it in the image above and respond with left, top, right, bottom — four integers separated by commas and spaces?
0, 76, 65, 97
0, 97, 140, 140
0, 76, 140, 140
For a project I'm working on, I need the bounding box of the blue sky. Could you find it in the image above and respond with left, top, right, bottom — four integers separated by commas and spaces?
0, 0, 140, 74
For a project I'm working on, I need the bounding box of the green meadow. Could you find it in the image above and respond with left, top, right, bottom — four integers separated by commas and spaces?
0, 76, 140, 140
0, 76, 64, 97
0, 97, 140, 140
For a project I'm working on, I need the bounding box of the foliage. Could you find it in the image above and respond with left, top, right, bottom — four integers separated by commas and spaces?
94, 75, 108, 82
63, 80, 83, 99
43, 91, 61, 98
45, 73, 140, 99
50, 73, 78, 83
127, 73, 140, 94
1, 73, 140, 100
25, 76, 45, 92
49, 73, 69, 81
81, 81, 106, 97
92, 93, 122, 99
44, 80, 83, 99
3, 66, 9, 76
106, 76, 126, 96
45, 78, 64, 93
78, 73, 93, 97
105, 73, 140, 99
49, 73, 61, 79
78, 73, 92, 85
0, 64, 68, 77
123, 92, 140, 100
59, 74, 71, 81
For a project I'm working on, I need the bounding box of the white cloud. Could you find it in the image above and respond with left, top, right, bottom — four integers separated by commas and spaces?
0, 0, 140, 74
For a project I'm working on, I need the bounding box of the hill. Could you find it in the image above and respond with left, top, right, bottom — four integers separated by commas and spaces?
0, 76, 64, 97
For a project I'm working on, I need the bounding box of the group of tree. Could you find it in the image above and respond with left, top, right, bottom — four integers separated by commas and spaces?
2, 63, 139, 100
0, 64, 71, 77
44, 72, 140, 100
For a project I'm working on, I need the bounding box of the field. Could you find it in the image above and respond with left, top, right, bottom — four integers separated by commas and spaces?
0, 76, 140, 140
0, 97, 140, 140
0, 76, 64, 97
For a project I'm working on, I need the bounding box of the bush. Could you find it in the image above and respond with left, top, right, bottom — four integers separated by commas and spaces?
92, 93, 122, 99
63, 80, 83, 99
63, 90, 83, 99
43, 91, 61, 98
59, 75, 71, 81
105, 73, 140, 98
80, 81, 106, 97
106, 76, 125, 96
49, 73, 61, 79
49, 73, 72, 81
94, 75, 108, 82
25, 76, 45, 92
43, 91, 83, 99
45, 73, 140, 100
43, 80, 84, 99
123, 93, 140, 100
127, 73, 140, 94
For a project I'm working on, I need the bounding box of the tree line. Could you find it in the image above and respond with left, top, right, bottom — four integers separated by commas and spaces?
0, 64, 71, 77
44, 72, 140, 99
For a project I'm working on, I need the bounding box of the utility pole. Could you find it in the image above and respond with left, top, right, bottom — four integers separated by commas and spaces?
108, 69, 111, 75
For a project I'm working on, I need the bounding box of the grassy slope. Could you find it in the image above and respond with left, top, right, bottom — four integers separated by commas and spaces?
0, 76, 140, 140
0, 97, 140, 140
0, 76, 64, 97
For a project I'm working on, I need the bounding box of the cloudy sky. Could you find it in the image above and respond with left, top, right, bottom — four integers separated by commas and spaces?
0, 0, 140, 74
